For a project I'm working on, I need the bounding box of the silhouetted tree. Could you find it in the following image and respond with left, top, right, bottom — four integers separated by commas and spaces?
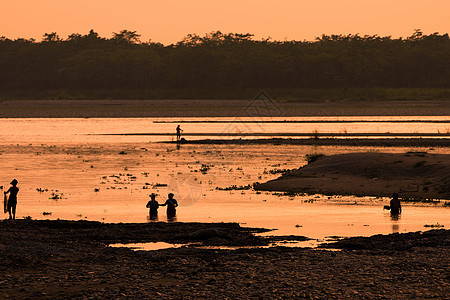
42, 32, 61, 42
113, 30, 141, 44
0, 30, 448, 98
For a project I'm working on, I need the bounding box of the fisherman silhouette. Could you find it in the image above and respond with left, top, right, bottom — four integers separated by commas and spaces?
176, 125, 183, 141
146, 193, 159, 221
4, 179, 19, 220
161, 193, 178, 221
390, 192, 402, 220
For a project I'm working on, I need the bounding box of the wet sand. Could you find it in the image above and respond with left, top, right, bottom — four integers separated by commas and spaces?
1, 99, 450, 117
0, 220, 448, 299
256, 152, 450, 200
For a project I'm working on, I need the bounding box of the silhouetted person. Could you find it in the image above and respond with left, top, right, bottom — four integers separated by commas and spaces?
390, 192, 402, 218
146, 193, 160, 220
176, 125, 183, 141
4, 179, 19, 220
161, 193, 178, 221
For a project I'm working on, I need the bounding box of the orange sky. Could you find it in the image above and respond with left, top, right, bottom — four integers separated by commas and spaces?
1, 0, 449, 44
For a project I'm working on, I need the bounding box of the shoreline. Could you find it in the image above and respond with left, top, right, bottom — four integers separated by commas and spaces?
1, 99, 450, 118
0, 219, 448, 298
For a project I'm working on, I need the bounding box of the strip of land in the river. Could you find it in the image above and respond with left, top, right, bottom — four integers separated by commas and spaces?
256, 152, 450, 200
166, 137, 450, 147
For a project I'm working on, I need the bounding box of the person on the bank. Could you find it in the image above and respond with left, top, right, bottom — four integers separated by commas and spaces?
146, 193, 160, 220
390, 192, 402, 215
4, 179, 19, 220
161, 193, 178, 220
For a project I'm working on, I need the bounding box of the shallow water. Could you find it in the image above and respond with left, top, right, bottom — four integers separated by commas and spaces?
0, 116, 449, 144
0, 117, 448, 240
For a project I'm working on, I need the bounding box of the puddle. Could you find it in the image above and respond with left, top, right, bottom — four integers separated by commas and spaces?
109, 242, 186, 251
109, 238, 342, 251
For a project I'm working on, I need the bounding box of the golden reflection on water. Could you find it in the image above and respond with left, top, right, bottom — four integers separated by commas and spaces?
0, 116, 449, 144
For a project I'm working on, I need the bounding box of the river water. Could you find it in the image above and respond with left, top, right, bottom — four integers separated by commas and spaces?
0, 117, 448, 241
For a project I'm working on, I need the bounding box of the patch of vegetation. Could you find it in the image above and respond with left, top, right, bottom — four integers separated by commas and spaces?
402, 197, 440, 204
49, 192, 64, 200
199, 164, 214, 174
264, 168, 297, 175
306, 153, 325, 164
271, 192, 304, 197
216, 184, 253, 191
423, 223, 444, 228
153, 183, 167, 188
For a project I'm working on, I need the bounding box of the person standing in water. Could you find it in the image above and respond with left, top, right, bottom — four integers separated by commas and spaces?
4, 179, 19, 220
390, 192, 402, 216
146, 193, 160, 220
176, 125, 183, 141
161, 193, 178, 220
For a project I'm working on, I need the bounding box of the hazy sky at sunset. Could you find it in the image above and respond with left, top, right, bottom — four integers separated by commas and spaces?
1, 0, 449, 44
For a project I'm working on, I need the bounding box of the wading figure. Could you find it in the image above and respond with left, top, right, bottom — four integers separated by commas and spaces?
390, 192, 402, 218
161, 193, 178, 221
4, 179, 19, 220
146, 193, 160, 221
176, 125, 183, 141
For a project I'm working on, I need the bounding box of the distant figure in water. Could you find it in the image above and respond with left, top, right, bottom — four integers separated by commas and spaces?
4, 179, 19, 220
176, 125, 183, 141
390, 192, 402, 218
146, 193, 160, 220
161, 193, 178, 221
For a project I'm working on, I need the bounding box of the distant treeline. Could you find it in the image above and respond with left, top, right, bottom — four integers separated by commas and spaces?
0, 30, 449, 100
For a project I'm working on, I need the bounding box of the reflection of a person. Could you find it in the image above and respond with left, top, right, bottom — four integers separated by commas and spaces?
390, 192, 402, 220
146, 193, 159, 221
392, 223, 400, 233
161, 193, 178, 221
4, 179, 19, 220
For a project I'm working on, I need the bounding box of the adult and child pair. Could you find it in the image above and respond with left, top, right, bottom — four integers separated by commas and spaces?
146, 193, 179, 221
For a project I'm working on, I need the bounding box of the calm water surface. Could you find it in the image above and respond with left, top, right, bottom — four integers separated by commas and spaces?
0, 117, 448, 240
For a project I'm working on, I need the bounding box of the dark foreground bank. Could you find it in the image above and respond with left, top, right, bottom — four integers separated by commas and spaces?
0, 219, 448, 299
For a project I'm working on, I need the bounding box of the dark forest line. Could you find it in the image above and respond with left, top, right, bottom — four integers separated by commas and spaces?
0, 30, 449, 100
